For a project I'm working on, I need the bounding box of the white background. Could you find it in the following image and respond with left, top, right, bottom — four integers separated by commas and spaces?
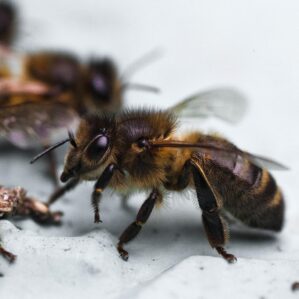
0, 1, 299, 298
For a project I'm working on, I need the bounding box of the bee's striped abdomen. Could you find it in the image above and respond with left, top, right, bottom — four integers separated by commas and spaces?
196, 151, 285, 232
246, 169, 284, 231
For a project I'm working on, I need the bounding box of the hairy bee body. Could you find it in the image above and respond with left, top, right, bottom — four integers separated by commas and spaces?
38, 106, 285, 262
68, 110, 285, 232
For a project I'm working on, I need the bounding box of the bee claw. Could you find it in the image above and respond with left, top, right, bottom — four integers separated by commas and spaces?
227, 255, 237, 264
94, 216, 102, 224
120, 251, 129, 261
117, 244, 129, 261
216, 247, 237, 264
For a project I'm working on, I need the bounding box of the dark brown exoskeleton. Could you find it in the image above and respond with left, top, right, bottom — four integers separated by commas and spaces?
0, 185, 62, 263
31, 99, 287, 263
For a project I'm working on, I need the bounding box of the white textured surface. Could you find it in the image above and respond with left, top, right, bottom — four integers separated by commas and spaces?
1, 0, 299, 298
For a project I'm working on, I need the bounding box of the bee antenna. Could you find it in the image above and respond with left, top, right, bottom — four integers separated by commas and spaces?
30, 138, 71, 164
120, 48, 163, 81
121, 82, 160, 94
68, 130, 77, 148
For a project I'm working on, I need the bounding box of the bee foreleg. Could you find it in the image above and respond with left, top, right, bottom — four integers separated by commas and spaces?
117, 189, 161, 261
47, 177, 80, 206
91, 164, 117, 223
191, 160, 237, 263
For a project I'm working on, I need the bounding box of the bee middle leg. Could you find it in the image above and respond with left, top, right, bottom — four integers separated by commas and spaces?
91, 164, 117, 223
117, 189, 161, 261
191, 159, 236, 263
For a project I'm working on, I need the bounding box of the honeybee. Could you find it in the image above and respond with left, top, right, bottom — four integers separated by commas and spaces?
31, 91, 286, 263
0, 185, 62, 263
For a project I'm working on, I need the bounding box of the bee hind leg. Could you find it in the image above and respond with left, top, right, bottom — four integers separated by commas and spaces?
117, 189, 161, 261
191, 159, 237, 263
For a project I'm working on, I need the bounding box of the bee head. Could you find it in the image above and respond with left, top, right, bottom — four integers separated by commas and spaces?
85, 58, 120, 109
60, 114, 116, 182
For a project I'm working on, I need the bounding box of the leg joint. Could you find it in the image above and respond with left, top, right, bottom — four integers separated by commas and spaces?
136, 221, 143, 227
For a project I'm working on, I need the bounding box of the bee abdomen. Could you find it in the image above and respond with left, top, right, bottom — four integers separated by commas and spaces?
242, 169, 284, 231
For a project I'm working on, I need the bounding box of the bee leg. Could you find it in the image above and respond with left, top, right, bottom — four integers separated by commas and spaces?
117, 189, 161, 261
91, 164, 117, 223
47, 177, 80, 206
191, 160, 237, 263
0, 244, 16, 263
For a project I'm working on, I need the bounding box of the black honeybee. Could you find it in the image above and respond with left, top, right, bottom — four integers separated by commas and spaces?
30, 91, 287, 263
0, 185, 62, 263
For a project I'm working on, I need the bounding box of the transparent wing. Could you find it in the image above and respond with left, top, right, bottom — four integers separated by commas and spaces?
151, 140, 289, 171
245, 152, 289, 171
169, 87, 248, 124
0, 101, 78, 148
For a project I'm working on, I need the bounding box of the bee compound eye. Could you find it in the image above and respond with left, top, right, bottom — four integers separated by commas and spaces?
87, 135, 109, 159
96, 135, 108, 149
137, 138, 149, 149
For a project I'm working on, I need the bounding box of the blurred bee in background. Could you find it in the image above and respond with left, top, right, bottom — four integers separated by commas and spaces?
29, 89, 284, 264
20, 49, 161, 113
0, 185, 62, 263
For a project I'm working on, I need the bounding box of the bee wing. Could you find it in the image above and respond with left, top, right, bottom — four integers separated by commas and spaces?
169, 88, 248, 124
244, 152, 289, 171
151, 140, 289, 171
0, 101, 78, 148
